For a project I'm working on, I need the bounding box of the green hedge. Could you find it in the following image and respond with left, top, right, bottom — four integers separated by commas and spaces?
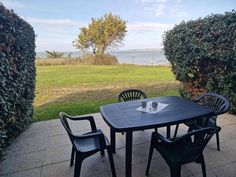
0, 4, 36, 155
163, 10, 236, 113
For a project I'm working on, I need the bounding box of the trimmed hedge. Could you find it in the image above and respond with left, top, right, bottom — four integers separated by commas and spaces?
163, 10, 236, 113
0, 4, 36, 155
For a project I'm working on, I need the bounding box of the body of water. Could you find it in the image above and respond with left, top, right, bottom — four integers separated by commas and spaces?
37, 49, 169, 65
111, 50, 168, 65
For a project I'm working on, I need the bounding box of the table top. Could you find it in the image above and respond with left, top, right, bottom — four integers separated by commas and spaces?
100, 96, 214, 132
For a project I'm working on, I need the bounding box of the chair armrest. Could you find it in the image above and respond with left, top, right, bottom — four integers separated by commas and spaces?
74, 130, 107, 149
75, 131, 103, 139
65, 114, 97, 131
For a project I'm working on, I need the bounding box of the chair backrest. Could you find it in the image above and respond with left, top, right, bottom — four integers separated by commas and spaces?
59, 112, 75, 144
195, 92, 230, 115
118, 89, 147, 102
173, 126, 220, 163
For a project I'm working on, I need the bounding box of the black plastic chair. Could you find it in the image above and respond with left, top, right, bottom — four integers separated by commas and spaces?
59, 112, 116, 177
146, 126, 221, 177
118, 89, 147, 102
118, 89, 157, 133
174, 92, 230, 151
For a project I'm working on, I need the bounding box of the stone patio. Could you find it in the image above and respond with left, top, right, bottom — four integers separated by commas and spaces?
1, 113, 236, 177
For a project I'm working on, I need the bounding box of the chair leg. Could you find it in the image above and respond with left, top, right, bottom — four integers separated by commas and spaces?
174, 124, 179, 138
167, 125, 171, 138
170, 164, 181, 177
216, 131, 220, 151
199, 155, 206, 177
74, 152, 83, 177
145, 143, 155, 176
100, 149, 105, 156
70, 146, 75, 167
107, 147, 117, 177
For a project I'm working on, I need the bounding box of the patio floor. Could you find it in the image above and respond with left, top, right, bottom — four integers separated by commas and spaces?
1, 113, 236, 177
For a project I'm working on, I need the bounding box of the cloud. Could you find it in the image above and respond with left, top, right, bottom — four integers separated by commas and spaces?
127, 22, 173, 32
140, 0, 167, 16
23, 17, 83, 52
1, 0, 25, 9
140, 0, 154, 2
154, 3, 166, 16
156, 0, 167, 3
25, 17, 83, 26
140, 0, 186, 17
174, 0, 182, 3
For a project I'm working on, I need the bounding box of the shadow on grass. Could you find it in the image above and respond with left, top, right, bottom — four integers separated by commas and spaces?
34, 82, 179, 121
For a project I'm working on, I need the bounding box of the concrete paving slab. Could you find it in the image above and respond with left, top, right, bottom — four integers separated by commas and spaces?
0, 150, 44, 175
2, 167, 41, 177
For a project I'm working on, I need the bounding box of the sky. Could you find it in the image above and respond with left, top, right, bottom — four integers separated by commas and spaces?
1, 0, 235, 52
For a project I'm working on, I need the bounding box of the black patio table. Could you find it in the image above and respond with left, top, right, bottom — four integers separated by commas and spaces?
100, 96, 214, 177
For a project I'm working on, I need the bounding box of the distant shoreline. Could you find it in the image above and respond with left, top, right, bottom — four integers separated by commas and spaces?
37, 49, 168, 66
36, 48, 163, 54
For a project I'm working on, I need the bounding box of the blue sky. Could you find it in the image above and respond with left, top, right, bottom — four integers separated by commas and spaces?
1, 0, 235, 52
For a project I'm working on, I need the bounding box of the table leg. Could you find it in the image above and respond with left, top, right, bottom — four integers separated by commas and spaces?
110, 129, 116, 153
167, 125, 171, 138
126, 131, 133, 177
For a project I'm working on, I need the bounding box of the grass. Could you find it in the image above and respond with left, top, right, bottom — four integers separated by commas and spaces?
34, 64, 179, 121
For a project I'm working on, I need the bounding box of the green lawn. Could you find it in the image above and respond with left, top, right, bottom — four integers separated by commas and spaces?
34, 64, 179, 121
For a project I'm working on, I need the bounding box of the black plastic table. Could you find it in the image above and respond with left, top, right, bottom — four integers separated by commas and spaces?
100, 96, 214, 177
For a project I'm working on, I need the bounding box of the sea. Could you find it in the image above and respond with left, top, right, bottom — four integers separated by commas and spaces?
37, 49, 169, 66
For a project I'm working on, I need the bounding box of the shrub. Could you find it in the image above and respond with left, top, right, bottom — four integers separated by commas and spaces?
35, 54, 119, 66
0, 4, 36, 155
45, 50, 64, 58
35, 57, 82, 66
81, 54, 119, 65
163, 10, 236, 113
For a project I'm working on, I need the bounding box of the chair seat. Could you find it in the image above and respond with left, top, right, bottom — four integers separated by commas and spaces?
73, 130, 109, 153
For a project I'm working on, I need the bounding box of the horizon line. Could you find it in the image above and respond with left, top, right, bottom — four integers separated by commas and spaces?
36, 48, 164, 53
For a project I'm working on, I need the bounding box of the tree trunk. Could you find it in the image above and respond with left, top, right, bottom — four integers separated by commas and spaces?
93, 48, 96, 55
101, 44, 106, 55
